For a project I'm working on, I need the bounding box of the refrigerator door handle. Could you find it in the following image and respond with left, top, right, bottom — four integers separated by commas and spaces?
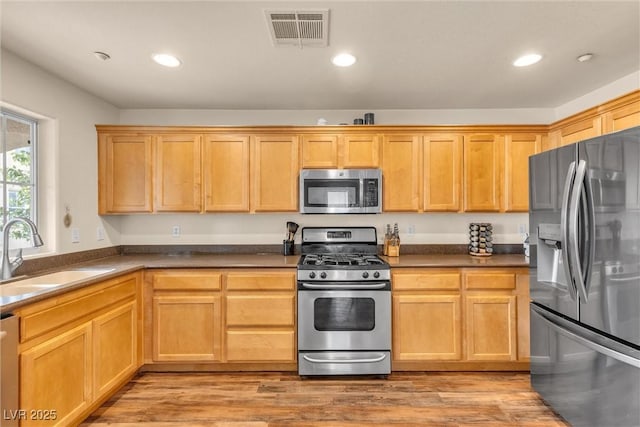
560, 161, 577, 301
568, 160, 590, 303
532, 304, 640, 368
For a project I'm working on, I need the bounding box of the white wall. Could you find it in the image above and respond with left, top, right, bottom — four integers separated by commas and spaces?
1, 49, 121, 256
118, 212, 529, 247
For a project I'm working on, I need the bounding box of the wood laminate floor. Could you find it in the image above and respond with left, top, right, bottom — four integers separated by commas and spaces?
81, 372, 569, 427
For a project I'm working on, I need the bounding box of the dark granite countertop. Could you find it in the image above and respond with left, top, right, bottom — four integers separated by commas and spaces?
1, 253, 527, 312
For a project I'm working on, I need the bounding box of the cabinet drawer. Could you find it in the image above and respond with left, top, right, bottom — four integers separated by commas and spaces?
464, 273, 516, 290
226, 295, 295, 327
152, 272, 221, 291
20, 277, 137, 343
393, 272, 460, 290
226, 330, 295, 362
226, 272, 295, 291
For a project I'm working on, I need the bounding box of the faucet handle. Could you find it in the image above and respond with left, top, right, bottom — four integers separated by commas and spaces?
10, 248, 23, 273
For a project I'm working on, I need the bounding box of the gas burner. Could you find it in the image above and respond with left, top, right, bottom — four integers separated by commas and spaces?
301, 253, 386, 267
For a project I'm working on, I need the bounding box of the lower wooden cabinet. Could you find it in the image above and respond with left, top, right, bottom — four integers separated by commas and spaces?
16, 272, 142, 427
392, 267, 529, 370
93, 301, 138, 398
146, 269, 296, 366
224, 271, 296, 363
393, 294, 462, 361
464, 295, 517, 361
149, 270, 222, 362
20, 323, 92, 427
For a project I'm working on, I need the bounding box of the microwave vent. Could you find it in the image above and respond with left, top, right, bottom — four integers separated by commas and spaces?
265, 9, 329, 47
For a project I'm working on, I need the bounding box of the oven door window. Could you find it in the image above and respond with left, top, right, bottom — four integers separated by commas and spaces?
314, 297, 375, 331
305, 179, 359, 208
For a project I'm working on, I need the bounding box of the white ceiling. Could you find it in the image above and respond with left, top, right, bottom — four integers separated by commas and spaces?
1, 1, 639, 110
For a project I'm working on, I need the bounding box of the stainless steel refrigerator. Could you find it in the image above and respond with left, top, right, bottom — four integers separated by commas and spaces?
529, 126, 640, 427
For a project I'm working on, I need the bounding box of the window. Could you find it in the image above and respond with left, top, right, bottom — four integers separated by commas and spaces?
0, 110, 37, 244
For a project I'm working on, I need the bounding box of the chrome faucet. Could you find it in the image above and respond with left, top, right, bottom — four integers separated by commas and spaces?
1, 217, 44, 280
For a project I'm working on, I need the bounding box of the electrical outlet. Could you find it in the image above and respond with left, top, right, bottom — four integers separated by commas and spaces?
407, 225, 416, 234
96, 226, 105, 241
71, 227, 80, 243
518, 224, 527, 234
172, 225, 181, 237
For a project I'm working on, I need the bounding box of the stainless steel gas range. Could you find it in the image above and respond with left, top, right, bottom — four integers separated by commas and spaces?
297, 227, 391, 376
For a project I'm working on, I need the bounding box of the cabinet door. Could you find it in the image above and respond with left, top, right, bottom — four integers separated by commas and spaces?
504, 134, 541, 212
301, 134, 339, 168
155, 134, 202, 212
225, 293, 296, 362
98, 133, 153, 214
463, 134, 504, 212
423, 134, 462, 211
382, 134, 421, 211
602, 100, 640, 134
203, 134, 250, 212
559, 116, 602, 146
465, 295, 517, 361
341, 134, 380, 168
152, 295, 222, 361
93, 301, 137, 400
393, 294, 461, 361
20, 323, 92, 427
251, 135, 299, 212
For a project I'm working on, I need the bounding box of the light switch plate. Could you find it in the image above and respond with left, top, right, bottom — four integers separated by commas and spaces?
71, 227, 80, 243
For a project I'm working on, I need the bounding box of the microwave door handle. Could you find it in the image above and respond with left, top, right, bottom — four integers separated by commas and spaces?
561, 161, 578, 301
359, 178, 364, 207
568, 160, 589, 303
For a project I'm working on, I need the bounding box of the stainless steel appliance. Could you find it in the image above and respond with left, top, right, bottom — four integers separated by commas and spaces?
297, 227, 391, 376
1, 313, 18, 427
529, 126, 640, 427
299, 169, 382, 214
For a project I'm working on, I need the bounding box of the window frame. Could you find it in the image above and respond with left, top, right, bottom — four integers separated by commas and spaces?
0, 109, 39, 233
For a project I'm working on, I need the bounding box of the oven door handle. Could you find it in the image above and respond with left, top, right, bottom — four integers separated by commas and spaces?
302, 353, 387, 364
300, 282, 388, 290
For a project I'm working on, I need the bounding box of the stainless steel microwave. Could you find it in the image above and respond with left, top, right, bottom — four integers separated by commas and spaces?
299, 169, 382, 214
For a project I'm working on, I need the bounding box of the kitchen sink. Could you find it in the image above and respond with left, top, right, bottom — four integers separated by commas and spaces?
0, 284, 62, 297
0, 268, 115, 301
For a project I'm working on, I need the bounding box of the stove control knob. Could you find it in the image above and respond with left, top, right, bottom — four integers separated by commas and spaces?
619, 266, 624, 273
362, 272, 369, 279
320, 272, 327, 279
309, 272, 316, 279
373, 271, 380, 279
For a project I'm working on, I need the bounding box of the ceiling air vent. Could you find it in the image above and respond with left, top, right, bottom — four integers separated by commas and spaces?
265, 9, 329, 47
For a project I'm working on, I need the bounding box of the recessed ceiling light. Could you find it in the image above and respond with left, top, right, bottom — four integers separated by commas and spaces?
577, 53, 594, 62
152, 53, 181, 68
513, 53, 542, 67
332, 53, 356, 67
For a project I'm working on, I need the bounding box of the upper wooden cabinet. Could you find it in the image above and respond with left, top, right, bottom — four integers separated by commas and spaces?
203, 134, 250, 212
463, 134, 504, 212
301, 134, 339, 168
504, 134, 542, 212
601, 92, 640, 134
98, 133, 153, 214
382, 134, 422, 211
342, 134, 380, 168
251, 134, 300, 212
155, 134, 202, 212
301, 133, 380, 168
547, 91, 640, 151
423, 134, 462, 211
